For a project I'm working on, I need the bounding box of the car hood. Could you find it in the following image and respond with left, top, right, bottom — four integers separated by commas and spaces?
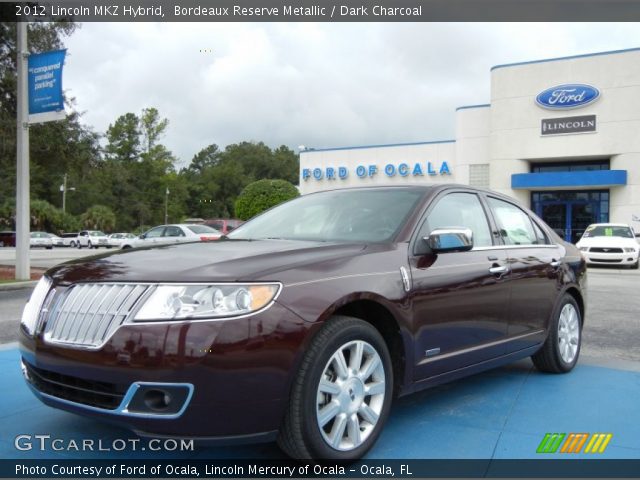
47, 239, 368, 285
577, 236, 639, 248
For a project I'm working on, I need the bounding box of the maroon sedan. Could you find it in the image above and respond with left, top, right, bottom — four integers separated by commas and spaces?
19, 185, 586, 460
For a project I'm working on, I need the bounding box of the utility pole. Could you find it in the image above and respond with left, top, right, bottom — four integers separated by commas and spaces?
60, 173, 75, 214
15, 23, 30, 281
62, 173, 67, 213
164, 187, 169, 224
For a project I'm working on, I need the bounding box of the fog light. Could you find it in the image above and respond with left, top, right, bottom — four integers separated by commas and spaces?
143, 389, 172, 411
124, 383, 192, 416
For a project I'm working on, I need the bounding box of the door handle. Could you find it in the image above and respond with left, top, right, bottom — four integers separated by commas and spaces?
489, 265, 509, 275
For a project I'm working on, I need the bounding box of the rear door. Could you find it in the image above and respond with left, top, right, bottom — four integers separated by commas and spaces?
162, 225, 187, 244
410, 191, 511, 380
486, 196, 561, 352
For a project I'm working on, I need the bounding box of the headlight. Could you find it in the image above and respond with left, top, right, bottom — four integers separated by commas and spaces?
21, 276, 52, 336
623, 247, 637, 253
578, 247, 589, 252
133, 283, 281, 321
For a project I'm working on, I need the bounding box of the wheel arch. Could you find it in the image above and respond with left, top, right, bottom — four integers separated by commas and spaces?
563, 286, 585, 327
330, 298, 409, 397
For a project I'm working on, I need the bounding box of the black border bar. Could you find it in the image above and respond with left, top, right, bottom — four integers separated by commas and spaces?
4, 459, 640, 478
3, 0, 640, 22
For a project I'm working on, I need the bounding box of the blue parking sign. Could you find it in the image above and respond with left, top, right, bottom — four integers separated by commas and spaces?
27, 49, 66, 117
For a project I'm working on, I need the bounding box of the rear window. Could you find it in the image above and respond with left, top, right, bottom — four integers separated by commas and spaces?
187, 225, 220, 234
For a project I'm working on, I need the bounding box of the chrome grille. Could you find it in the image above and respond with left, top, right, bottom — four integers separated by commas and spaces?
43, 284, 150, 348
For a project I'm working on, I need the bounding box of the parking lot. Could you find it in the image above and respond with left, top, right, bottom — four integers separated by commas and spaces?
0, 250, 638, 463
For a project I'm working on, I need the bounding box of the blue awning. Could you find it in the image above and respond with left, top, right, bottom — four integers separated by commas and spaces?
512, 170, 627, 190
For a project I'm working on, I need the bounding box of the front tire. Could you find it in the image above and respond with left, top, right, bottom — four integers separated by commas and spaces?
278, 316, 393, 460
532, 294, 582, 373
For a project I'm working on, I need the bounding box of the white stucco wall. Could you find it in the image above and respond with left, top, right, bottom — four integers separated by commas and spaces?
298, 48, 640, 228
489, 49, 640, 222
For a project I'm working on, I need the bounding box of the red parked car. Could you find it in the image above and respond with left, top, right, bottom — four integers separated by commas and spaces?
203, 218, 243, 235
0, 230, 16, 247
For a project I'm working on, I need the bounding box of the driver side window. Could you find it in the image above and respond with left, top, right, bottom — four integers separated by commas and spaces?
419, 192, 493, 248
145, 227, 165, 238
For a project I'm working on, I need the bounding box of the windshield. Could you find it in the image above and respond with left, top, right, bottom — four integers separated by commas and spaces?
582, 225, 634, 238
90, 231, 106, 236
229, 188, 425, 243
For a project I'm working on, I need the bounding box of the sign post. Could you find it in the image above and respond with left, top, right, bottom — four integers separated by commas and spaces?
14, 28, 67, 280
15, 22, 30, 281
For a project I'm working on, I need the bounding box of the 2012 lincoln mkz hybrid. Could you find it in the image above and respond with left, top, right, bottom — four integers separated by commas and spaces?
20, 185, 586, 460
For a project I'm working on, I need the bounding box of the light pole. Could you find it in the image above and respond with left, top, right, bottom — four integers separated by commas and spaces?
164, 187, 170, 224
60, 173, 76, 214
15, 22, 29, 280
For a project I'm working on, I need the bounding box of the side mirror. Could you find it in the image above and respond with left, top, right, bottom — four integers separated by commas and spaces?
424, 227, 474, 253
139, 234, 146, 240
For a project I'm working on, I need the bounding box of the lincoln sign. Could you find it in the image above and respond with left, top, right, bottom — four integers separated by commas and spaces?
541, 115, 596, 136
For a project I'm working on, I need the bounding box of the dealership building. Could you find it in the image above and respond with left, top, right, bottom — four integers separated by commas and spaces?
299, 47, 640, 243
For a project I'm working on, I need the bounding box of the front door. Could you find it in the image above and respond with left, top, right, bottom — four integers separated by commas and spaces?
410, 192, 510, 381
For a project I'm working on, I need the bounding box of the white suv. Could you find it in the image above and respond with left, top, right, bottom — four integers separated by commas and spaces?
77, 230, 109, 249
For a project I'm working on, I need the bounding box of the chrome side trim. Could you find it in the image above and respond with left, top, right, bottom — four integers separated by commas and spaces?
400, 266, 411, 292
418, 329, 545, 364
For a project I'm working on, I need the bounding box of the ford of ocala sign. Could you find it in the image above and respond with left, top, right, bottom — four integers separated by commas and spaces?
535, 84, 600, 110
302, 161, 451, 182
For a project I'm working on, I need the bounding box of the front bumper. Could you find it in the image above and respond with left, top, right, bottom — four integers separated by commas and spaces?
583, 251, 639, 265
20, 302, 315, 441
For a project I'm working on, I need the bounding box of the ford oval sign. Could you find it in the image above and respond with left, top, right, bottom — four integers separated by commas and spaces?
536, 84, 600, 110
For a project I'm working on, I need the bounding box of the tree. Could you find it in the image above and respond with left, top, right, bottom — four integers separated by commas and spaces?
30, 200, 59, 231
105, 112, 140, 163
140, 107, 168, 153
235, 179, 299, 220
181, 142, 300, 219
81, 205, 116, 231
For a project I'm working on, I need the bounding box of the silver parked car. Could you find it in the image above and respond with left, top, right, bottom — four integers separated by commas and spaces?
45, 233, 64, 247
29, 232, 53, 249
77, 230, 109, 249
120, 224, 221, 249
107, 232, 136, 248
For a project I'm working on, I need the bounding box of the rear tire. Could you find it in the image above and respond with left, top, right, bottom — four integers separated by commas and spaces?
277, 316, 393, 460
532, 294, 582, 373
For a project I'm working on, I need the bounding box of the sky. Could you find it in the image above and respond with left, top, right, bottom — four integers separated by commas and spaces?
62, 22, 640, 168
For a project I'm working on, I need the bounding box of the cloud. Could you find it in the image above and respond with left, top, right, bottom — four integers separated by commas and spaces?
63, 22, 640, 167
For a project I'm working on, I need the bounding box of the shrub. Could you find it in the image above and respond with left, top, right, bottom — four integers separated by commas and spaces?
234, 179, 299, 220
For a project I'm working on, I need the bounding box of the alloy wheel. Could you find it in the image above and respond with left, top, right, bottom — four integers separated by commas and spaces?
316, 340, 386, 451
557, 303, 580, 363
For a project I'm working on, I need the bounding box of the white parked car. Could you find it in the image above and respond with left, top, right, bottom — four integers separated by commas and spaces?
107, 232, 136, 248
45, 233, 64, 247
77, 230, 109, 249
60, 232, 79, 247
576, 223, 639, 269
120, 224, 221, 249
30, 231, 53, 249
